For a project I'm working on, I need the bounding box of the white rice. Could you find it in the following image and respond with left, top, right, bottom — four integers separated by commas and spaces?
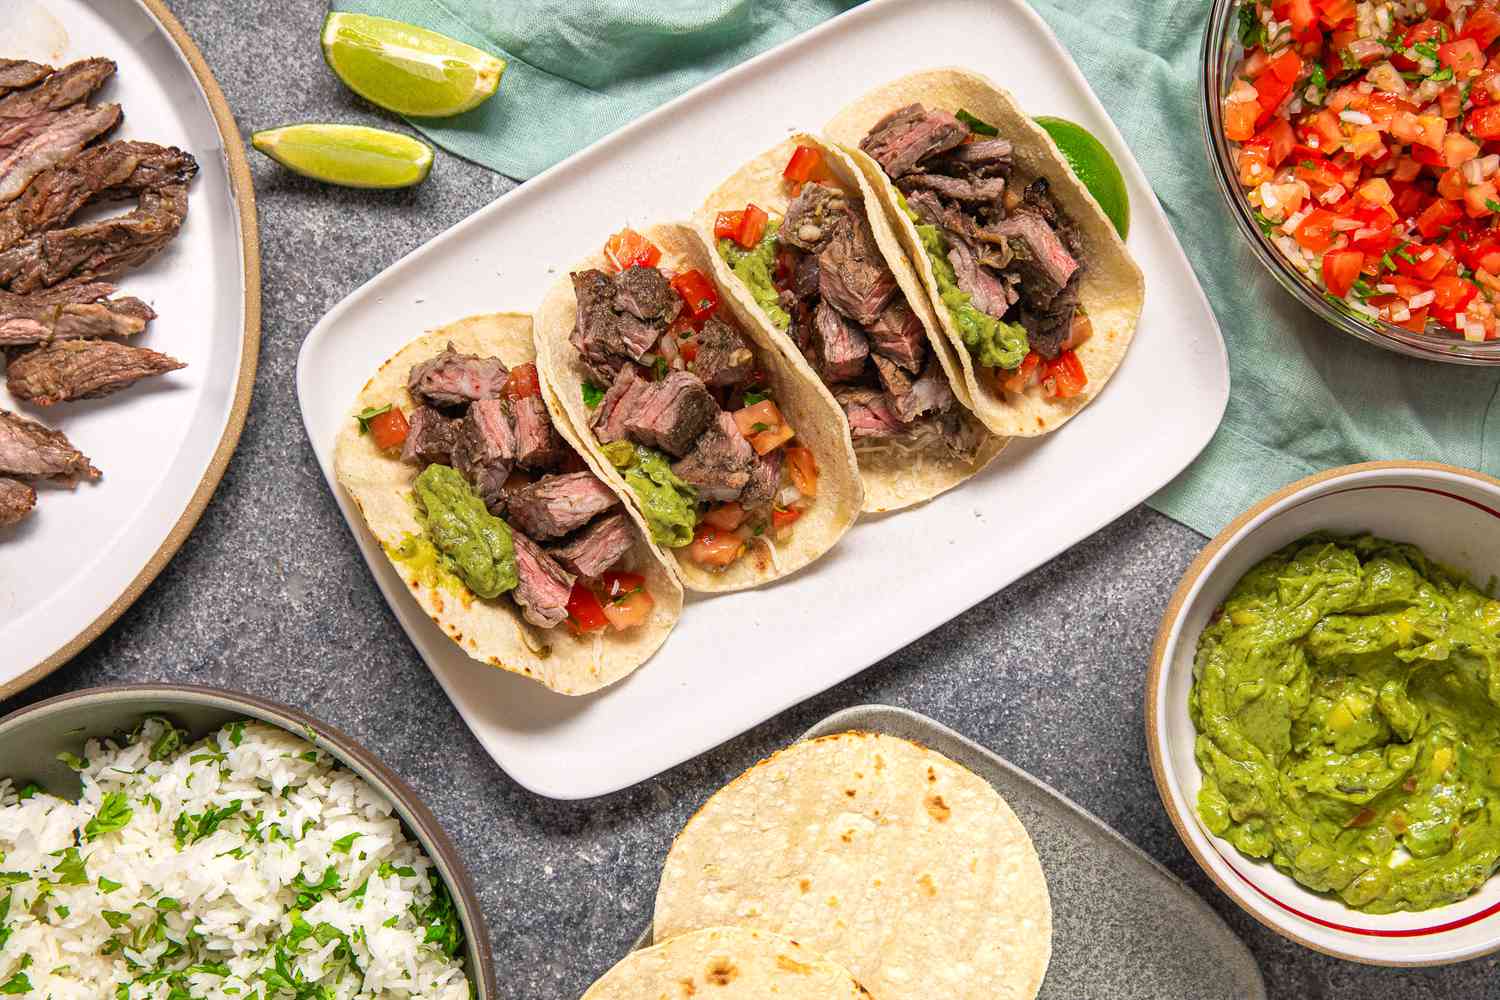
0, 717, 472, 1000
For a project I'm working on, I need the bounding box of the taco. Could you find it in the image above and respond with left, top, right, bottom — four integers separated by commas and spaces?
694, 133, 1005, 513
533, 224, 863, 593
824, 69, 1145, 437
333, 313, 683, 696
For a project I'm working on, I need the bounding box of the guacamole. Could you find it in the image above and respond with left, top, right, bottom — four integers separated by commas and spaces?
718, 221, 790, 331
601, 441, 698, 548
898, 195, 1028, 371
1190, 534, 1500, 913
407, 464, 517, 599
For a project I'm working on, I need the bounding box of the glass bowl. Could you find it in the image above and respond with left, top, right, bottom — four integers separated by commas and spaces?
1201, 0, 1500, 365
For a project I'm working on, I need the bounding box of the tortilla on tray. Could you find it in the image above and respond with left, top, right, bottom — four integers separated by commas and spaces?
585, 927, 868, 1000
824, 68, 1145, 438
334, 313, 683, 696
534, 223, 863, 594
654, 731, 1052, 1000
695, 132, 1005, 513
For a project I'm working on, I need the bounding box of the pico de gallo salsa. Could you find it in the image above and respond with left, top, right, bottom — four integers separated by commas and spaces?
1226, 0, 1500, 341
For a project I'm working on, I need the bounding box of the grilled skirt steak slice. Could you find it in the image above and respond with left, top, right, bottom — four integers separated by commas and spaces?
740, 446, 782, 508
896, 172, 1005, 206
835, 386, 902, 441
811, 299, 869, 384
0, 475, 36, 526
453, 397, 515, 511
859, 103, 967, 179
994, 210, 1077, 306
591, 364, 647, 444
817, 210, 897, 326
614, 265, 677, 322
0, 62, 52, 98
8, 339, 183, 405
946, 234, 1011, 321
670, 410, 755, 502
570, 268, 659, 382
0, 111, 64, 156
0, 59, 114, 119
407, 343, 507, 408
505, 470, 620, 540
0, 182, 188, 292
890, 356, 957, 423
0, 289, 152, 345
400, 405, 458, 467
929, 138, 1014, 177
690, 316, 754, 388
0, 103, 122, 205
512, 395, 568, 469
623, 371, 717, 457
548, 510, 635, 578
780, 182, 849, 253
0, 407, 98, 483
865, 299, 926, 372
1017, 276, 1080, 360
510, 531, 576, 629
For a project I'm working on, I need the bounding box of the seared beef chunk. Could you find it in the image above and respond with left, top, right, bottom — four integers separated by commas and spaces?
510, 531, 575, 629
0, 286, 152, 345
994, 211, 1077, 305
865, 300, 926, 372
506, 470, 620, 540
690, 316, 753, 388
871, 353, 912, 401
549, 511, 634, 578
930, 138, 1013, 176
453, 397, 515, 512
407, 344, 507, 409
671, 410, 755, 502
859, 103, 966, 178
834, 386, 902, 441
896, 172, 1005, 205
0, 475, 35, 527
791, 250, 820, 300
614, 265, 677, 322
903, 189, 946, 228
890, 357, 957, 423
780, 182, 848, 253
0, 103, 122, 204
1017, 277, 1080, 360
818, 210, 896, 325
0, 59, 114, 119
0, 407, 97, 483
7, 339, 183, 405
624, 371, 717, 457
591, 364, 647, 444
0, 62, 52, 99
512, 396, 568, 470
811, 299, 869, 383
570, 268, 659, 382
740, 446, 782, 508
400, 405, 457, 467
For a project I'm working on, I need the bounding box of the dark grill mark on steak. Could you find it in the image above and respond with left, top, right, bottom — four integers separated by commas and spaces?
858, 103, 966, 178
407, 343, 508, 409
811, 299, 869, 384
510, 531, 575, 629
817, 209, 897, 326
513, 395, 568, 470
0, 475, 36, 527
591, 364, 647, 445
505, 470, 620, 540
690, 316, 753, 388
0, 407, 98, 483
400, 405, 458, 467
865, 300, 926, 373
0, 103, 122, 205
453, 397, 515, 512
670, 410, 755, 502
623, 370, 717, 457
930, 138, 1014, 177
0, 59, 114, 119
780, 182, 848, 253
549, 510, 634, 578
7, 339, 183, 405
614, 265, 677, 322
791, 250, 820, 301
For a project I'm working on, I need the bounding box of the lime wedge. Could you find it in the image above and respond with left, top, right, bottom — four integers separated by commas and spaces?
251, 124, 433, 189
321, 12, 505, 119
1033, 116, 1130, 239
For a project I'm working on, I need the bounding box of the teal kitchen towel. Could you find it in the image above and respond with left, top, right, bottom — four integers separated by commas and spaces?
333, 0, 1500, 536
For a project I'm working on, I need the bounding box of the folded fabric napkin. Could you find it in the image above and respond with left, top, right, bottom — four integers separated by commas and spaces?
334, 0, 1500, 536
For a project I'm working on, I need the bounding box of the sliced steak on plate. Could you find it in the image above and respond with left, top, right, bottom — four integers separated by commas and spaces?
0, 58, 114, 119
400, 405, 458, 467
0, 102, 122, 205
623, 370, 717, 457
510, 530, 576, 629
0, 288, 152, 345
0, 475, 36, 527
505, 470, 620, 540
780, 182, 848, 253
452, 397, 515, 512
0, 407, 98, 483
834, 386, 902, 441
690, 317, 753, 388
513, 395, 568, 469
0, 61, 52, 99
670, 410, 755, 502
817, 210, 897, 326
811, 299, 869, 384
740, 446, 782, 508
549, 510, 634, 578
7, 339, 184, 405
865, 299, 926, 372
407, 343, 507, 409
859, 103, 967, 178
591, 364, 647, 444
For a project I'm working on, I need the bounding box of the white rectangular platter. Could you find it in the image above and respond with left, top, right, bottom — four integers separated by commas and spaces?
298, 0, 1229, 799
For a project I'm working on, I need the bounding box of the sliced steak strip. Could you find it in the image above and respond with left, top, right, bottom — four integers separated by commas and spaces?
591, 364, 647, 444
890, 357, 957, 424
1017, 277, 1080, 360
0, 58, 114, 119
865, 299, 926, 372
614, 265, 677, 322
7, 339, 183, 405
0, 291, 152, 345
549, 511, 634, 578
0, 103, 122, 205
740, 446, 782, 508
623, 371, 717, 457
0, 475, 36, 527
690, 316, 753, 388
930, 138, 1014, 177
946, 235, 1011, 321
407, 344, 507, 409
994, 211, 1077, 305
811, 299, 869, 384
0, 62, 52, 98
817, 210, 897, 326
859, 103, 967, 178
670, 410, 755, 502
780, 182, 849, 253
400, 405, 458, 467
835, 386, 902, 441
0, 407, 98, 483
0, 111, 64, 156
505, 470, 620, 540
513, 395, 568, 470
896, 172, 1005, 205
452, 397, 515, 512
510, 531, 575, 629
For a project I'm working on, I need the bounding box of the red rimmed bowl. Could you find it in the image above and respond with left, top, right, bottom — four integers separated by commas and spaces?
1148, 462, 1500, 964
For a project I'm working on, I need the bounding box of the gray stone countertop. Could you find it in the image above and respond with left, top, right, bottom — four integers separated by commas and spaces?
9, 1, 1500, 997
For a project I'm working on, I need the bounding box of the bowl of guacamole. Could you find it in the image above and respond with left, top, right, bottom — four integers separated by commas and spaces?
1147, 463, 1500, 965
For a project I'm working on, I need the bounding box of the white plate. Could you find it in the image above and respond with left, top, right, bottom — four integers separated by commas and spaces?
299, 0, 1228, 799
1, 0, 258, 695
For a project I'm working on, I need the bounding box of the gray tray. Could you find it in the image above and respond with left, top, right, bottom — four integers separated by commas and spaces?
637, 705, 1265, 1000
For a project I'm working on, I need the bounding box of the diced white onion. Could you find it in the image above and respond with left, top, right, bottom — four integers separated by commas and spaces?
1409, 290, 1436, 308
1320, 184, 1346, 204
776, 484, 802, 507
1340, 110, 1374, 125
1391, 307, 1412, 321
1282, 209, 1310, 234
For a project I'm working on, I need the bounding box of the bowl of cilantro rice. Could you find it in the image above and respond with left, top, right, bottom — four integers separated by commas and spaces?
0, 684, 493, 1000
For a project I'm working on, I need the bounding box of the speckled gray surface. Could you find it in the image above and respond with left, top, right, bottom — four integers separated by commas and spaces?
7, 1, 1500, 997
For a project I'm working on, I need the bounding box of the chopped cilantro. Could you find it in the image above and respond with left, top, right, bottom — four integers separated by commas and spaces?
742, 390, 771, 406
50, 846, 88, 885
582, 381, 604, 408
57, 751, 87, 771
173, 800, 242, 847
1431, 66, 1454, 82
354, 404, 392, 434
331, 832, 361, 854
102, 909, 132, 928
228, 721, 245, 747
84, 791, 133, 841
651, 356, 669, 381
290, 865, 341, 908
750, 422, 769, 433
16, 784, 38, 801
1485, 199, 1500, 214
148, 719, 186, 761
0, 973, 30, 994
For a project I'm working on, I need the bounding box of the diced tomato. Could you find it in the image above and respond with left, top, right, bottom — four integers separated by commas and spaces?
1224, 99, 1260, 143
1395, 243, 1452, 280
714, 210, 744, 242
1238, 140, 1274, 187
565, 582, 610, 633
771, 506, 803, 531
368, 407, 408, 451
602, 588, 653, 630
1276, 0, 1317, 32
603, 228, 661, 272
1000, 350, 1042, 393
1466, 180, 1500, 217
1461, 4, 1500, 47
702, 502, 748, 531
1252, 72, 1293, 124
1469, 105, 1500, 140
688, 524, 745, 568
601, 572, 646, 600
1259, 118, 1296, 167
783, 144, 824, 184
1266, 48, 1304, 84
1440, 84, 1463, 119
1402, 18, 1448, 47
1416, 198, 1464, 238
1439, 38, 1485, 78
1462, 240, 1500, 273
1321, 250, 1364, 298
670, 268, 719, 323
1398, 306, 1431, 333
784, 445, 818, 498
1430, 273, 1479, 311
678, 337, 699, 363
1390, 181, 1430, 219
733, 399, 794, 454
1314, 0, 1355, 26
735, 204, 769, 249
1039, 350, 1087, 400
502, 361, 541, 400
1293, 209, 1338, 252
